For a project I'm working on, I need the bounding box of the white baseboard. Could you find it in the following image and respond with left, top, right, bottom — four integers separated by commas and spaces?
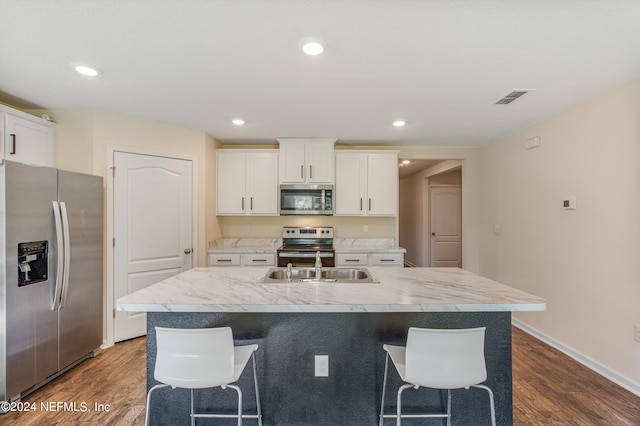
512, 318, 640, 397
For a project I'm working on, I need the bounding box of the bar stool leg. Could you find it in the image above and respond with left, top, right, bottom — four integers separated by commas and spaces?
396, 384, 413, 426
226, 384, 242, 426
446, 389, 452, 426
252, 352, 263, 426
379, 353, 390, 426
190, 388, 195, 426
472, 384, 496, 426
145, 384, 169, 426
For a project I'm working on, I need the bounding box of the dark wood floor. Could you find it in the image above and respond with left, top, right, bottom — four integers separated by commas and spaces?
512, 327, 640, 425
1, 336, 147, 425
3, 327, 640, 425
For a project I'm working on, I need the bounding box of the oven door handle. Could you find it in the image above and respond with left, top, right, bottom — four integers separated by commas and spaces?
279, 252, 334, 258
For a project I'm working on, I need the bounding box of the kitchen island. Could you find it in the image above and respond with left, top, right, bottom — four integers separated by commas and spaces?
117, 267, 545, 426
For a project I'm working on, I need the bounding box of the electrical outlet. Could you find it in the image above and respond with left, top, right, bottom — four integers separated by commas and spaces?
363, 225, 369, 233
244, 224, 250, 232
635, 324, 640, 342
314, 355, 329, 377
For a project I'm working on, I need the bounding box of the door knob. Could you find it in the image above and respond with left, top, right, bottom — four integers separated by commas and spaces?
184, 248, 192, 254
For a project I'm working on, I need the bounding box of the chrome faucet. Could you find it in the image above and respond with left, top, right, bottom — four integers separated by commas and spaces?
315, 251, 322, 279
286, 263, 293, 282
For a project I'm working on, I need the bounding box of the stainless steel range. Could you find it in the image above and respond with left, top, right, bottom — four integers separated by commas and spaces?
277, 227, 335, 267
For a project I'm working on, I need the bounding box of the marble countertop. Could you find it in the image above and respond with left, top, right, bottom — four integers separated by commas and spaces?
207, 238, 405, 254
333, 238, 406, 253
116, 266, 545, 313
208, 238, 280, 253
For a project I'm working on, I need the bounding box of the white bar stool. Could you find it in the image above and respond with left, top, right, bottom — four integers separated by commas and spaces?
379, 327, 496, 426
145, 326, 262, 426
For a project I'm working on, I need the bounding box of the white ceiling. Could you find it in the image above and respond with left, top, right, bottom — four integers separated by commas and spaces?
2, 1, 640, 147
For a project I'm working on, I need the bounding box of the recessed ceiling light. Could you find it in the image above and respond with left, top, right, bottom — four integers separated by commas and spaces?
299, 37, 326, 56
231, 119, 245, 126
393, 120, 406, 127
71, 62, 101, 77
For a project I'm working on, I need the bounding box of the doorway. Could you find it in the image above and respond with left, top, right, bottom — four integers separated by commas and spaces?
398, 161, 462, 267
106, 147, 196, 345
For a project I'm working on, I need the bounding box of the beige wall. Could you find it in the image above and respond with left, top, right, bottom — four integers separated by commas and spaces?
206, 134, 224, 246
479, 78, 640, 391
49, 109, 220, 267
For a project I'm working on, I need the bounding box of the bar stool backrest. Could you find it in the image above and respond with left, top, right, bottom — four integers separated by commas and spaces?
154, 326, 235, 389
405, 327, 487, 389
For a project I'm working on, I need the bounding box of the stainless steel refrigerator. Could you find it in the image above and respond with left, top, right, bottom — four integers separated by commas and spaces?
0, 160, 103, 402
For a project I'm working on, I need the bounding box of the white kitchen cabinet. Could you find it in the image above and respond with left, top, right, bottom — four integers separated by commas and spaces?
334, 151, 399, 216
216, 150, 278, 216
277, 138, 335, 184
242, 253, 275, 266
366, 153, 398, 215
336, 253, 369, 266
370, 253, 404, 266
1, 105, 55, 167
208, 253, 241, 266
336, 252, 404, 267
208, 252, 275, 267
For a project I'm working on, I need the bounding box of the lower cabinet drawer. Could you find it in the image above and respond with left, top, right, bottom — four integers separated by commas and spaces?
370, 253, 404, 266
208, 254, 241, 266
242, 253, 275, 266
336, 253, 369, 266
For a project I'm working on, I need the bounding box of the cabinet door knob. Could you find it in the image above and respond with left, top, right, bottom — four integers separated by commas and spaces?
184, 248, 192, 254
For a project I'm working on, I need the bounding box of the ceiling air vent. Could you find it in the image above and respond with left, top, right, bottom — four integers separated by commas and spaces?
495, 90, 529, 105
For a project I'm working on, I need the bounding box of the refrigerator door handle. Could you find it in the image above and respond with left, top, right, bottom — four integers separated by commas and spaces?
52, 201, 64, 310
59, 201, 71, 308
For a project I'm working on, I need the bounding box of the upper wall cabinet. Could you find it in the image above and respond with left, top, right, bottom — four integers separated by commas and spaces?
334, 151, 399, 216
216, 150, 279, 216
277, 138, 335, 184
1, 105, 55, 167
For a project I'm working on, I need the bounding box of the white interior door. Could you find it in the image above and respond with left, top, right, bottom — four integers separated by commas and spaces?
430, 186, 462, 267
113, 152, 193, 342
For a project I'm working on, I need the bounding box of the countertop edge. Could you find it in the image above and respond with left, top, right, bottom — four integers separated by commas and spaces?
116, 302, 547, 313
207, 246, 407, 254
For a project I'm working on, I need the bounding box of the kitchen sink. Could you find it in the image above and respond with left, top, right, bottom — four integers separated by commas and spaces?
260, 267, 379, 284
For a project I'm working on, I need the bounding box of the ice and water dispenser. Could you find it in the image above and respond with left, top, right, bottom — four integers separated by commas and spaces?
18, 241, 48, 286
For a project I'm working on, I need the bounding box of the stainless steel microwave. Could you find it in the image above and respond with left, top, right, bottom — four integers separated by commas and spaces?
279, 184, 333, 215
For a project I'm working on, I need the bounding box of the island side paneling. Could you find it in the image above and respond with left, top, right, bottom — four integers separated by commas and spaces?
146, 311, 511, 426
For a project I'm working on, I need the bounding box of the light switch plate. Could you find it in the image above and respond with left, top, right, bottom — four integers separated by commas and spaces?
315, 355, 329, 377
